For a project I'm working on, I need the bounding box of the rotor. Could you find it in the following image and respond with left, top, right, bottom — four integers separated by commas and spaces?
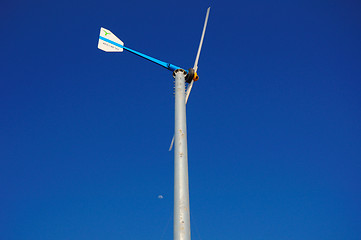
185, 68, 199, 83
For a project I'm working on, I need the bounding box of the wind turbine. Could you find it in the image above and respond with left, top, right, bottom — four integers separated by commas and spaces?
98, 7, 210, 240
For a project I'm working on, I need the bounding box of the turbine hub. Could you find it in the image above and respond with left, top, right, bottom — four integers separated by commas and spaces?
185, 68, 199, 83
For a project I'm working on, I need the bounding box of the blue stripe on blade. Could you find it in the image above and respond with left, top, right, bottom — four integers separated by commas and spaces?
99, 36, 124, 48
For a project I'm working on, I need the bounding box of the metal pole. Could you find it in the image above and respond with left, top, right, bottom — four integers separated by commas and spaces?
173, 69, 191, 240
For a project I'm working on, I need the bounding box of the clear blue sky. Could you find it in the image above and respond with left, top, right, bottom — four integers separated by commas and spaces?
1, 0, 361, 239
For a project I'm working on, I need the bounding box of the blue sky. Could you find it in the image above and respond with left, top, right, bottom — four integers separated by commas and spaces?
1, 0, 361, 239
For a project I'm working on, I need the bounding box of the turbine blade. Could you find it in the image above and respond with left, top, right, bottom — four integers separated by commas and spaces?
169, 136, 175, 151
185, 7, 210, 106
193, 7, 210, 71
185, 80, 194, 104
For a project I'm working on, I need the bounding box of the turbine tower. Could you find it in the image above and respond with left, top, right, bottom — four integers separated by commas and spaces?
97, 8, 210, 240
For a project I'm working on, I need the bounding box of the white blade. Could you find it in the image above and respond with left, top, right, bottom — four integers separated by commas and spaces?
193, 7, 210, 71
185, 81, 194, 104
169, 7, 210, 151
184, 7, 210, 104
169, 137, 175, 151
98, 27, 124, 52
